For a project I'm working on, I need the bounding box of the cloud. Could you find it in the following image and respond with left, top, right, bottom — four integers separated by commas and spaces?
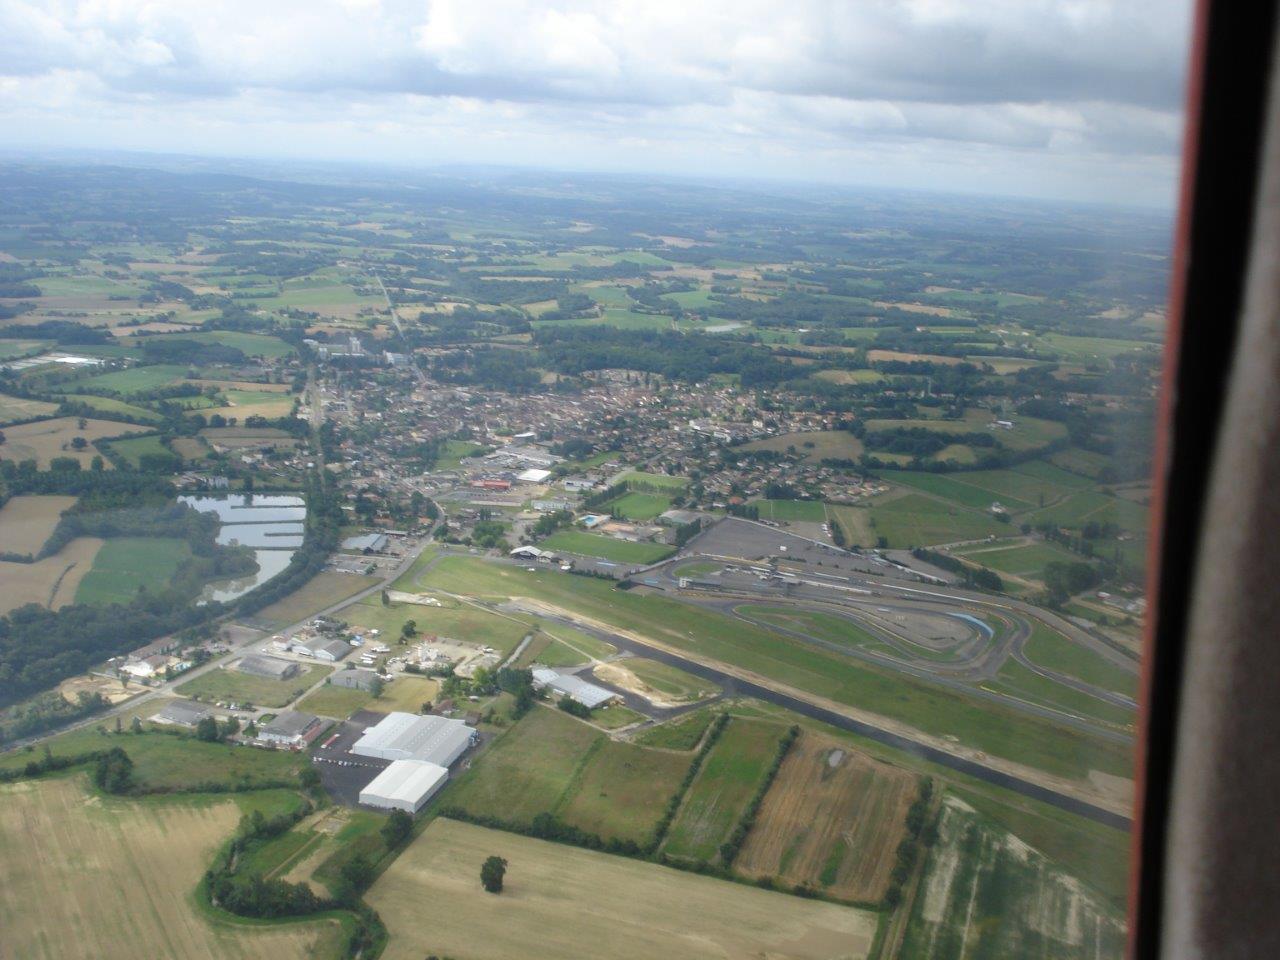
0, 0, 1194, 205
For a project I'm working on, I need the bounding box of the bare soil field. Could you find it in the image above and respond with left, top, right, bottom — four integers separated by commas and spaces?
0, 537, 104, 614
0, 777, 338, 960
867, 349, 966, 366
0, 493, 76, 555
0, 416, 146, 468
735, 732, 920, 903
189, 379, 293, 392
371, 817, 878, 960
872, 301, 953, 317
59, 672, 140, 706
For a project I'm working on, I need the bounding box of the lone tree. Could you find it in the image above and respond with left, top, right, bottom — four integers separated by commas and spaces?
480, 855, 508, 894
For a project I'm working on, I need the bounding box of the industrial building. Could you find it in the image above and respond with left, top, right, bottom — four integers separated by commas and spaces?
151, 699, 214, 728
235, 655, 301, 680
341, 532, 388, 553
531, 667, 618, 709
351, 712, 475, 766
358, 759, 449, 814
258, 710, 324, 747
331, 668, 381, 692
295, 637, 352, 662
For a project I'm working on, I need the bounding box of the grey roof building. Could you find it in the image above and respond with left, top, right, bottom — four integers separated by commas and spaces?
342, 532, 388, 553
351, 712, 475, 766
258, 710, 323, 746
235, 655, 301, 680
531, 667, 618, 709
331, 669, 381, 692
151, 699, 214, 728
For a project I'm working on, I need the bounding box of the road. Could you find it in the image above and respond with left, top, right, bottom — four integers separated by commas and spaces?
370, 269, 427, 386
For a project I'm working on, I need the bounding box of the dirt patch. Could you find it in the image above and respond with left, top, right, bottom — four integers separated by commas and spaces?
873, 301, 953, 317
593, 661, 689, 708
0, 537, 104, 614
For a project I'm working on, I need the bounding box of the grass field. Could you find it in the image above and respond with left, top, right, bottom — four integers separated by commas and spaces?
178, 663, 333, 708
370, 817, 879, 960
867, 493, 1010, 548
636, 707, 719, 750
0, 493, 75, 555
540, 530, 674, 564
739, 430, 863, 464
296, 683, 373, 718
663, 718, 787, 863
0, 536, 103, 614
103, 432, 170, 467
867, 413, 1067, 455
619, 470, 689, 491
602, 490, 671, 521
446, 705, 689, 844
417, 557, 1133, 780
345, 595, 532, 655
828, 503, 876, 548
66, 363, 189, 395
0, 391, 57, 424
887, 462, 1091, 514
0, 778, 339, 960
56, 393, 165, 422
251, 572, 379, 627
753, 499, 827, 522
952, 539, 1083, 581
592, 657, 719, 706
74, 536, 191, 605
899, 795, 1125, 959
1021, 624, 1139, 697
0, 416, 146, 468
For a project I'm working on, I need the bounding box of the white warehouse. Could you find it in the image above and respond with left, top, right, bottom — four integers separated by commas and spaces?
351, 712, 475, 766
359, 759, 449, 814
531, 667, 618, 709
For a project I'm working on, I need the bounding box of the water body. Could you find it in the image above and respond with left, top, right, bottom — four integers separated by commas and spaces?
199, 549, 295, 604
180, 493, 306, 602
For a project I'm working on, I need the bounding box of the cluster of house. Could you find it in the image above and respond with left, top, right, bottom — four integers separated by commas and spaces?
150, 698, 327, 750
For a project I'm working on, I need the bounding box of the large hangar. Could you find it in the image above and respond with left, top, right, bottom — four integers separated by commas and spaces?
351, 711, 475, 766
359, 759, 449, 814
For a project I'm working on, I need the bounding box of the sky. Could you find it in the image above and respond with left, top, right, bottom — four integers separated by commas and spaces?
0, 0, 1195, 207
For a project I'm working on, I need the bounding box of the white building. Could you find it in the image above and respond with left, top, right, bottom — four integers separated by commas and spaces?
351, 712, 475, 766
359, 759, 449, 814
531, 667, 618, 709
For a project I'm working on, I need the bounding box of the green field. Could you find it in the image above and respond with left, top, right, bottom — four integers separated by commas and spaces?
446, 705, 690, 844
149, 330, 295, 358
988, 657, 1136, 728
541, 530, 674, 564
753, 499, 827, 522
1021, 624, 1139, 697
74, 536, 191, 605
56, 393, 164, 422
738, 430, 863, 464
177, 663, 333, 708
604, 491, 671, 521
417, 557, 1132, 780
345, 595, 533, 655
952, 539, 1084, 581
295, 684, 373, 718
600, 657, 719, 703
65, 364, 189, 396
887, 461, 1092, 513
104, 433, 171, 467
868, 493, 1010, 547
0, 392, 58, 424
620, 470, 689, 491
435, 439, 488, 469
663, 718, 786, 862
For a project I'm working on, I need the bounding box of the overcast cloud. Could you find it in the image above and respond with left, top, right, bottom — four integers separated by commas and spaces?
0, 0, 1194, 205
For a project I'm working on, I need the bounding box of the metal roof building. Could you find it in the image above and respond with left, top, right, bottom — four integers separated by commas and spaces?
235, 654, 300, 680
151, 699, 214, 727
258, 710, 324, 746
342, 532, 389, 553
359, 759, 449, 814
351, 712, 475, 766
531, 667, 618, 709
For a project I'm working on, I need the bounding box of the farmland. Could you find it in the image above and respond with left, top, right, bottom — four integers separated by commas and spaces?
445, 705, 690, 844
0, 391, 57, 423
951, 539, 1083, 581
63, 363, 188, 395
0, 416, 146, 468
370, 817, 879, 960
74, 536, 192, 605
344, 594, 533, 655
0, 537, 103, 614
736, 731, 920, 903
866, 492, 1011, 548
753, 498, 827, 522
0, 493, 75, 555
104, 433, 170, 467
540, 530, 674, 564
636, 707, 719, 750
899, 795, 1125, 959
663, 718, 787, 863
177, 662, 333, 708
0, 778, 339, 960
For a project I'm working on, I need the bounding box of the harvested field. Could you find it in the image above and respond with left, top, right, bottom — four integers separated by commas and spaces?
0, 537, 104, 614
867, 349, 964, 365
900, 795, 1125, 959
0, 777, 338, 960
0, 416, 146, 468
663, 718, 787, 863
736, 732, 919, 903
372, 817, 879, 960
872, 301, 952, 316
0, 392, 58, 424
739, 429, 863, 464
0, 493, 76, 555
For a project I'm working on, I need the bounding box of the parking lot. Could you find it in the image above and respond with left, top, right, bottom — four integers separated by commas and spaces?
311, 709, 391, 805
